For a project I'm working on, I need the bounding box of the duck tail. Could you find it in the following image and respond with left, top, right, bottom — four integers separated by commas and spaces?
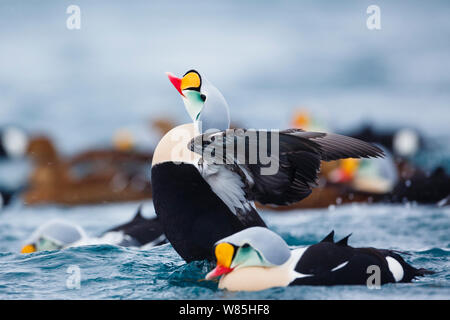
413, 267, 435, 277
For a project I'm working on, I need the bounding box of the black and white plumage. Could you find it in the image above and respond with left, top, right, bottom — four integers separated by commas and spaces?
0, 188, 14, 209
206, 227, 433, 291
291, 230, 431, 286
152, 123, 267, 262
153, 69, 384, 263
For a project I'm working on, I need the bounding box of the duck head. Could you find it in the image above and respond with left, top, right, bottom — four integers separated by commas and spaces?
166, 70, 230, 133
205, 227, 291, 280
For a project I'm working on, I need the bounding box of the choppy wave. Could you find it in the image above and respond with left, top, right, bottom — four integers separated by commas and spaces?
0, 202, 448, 299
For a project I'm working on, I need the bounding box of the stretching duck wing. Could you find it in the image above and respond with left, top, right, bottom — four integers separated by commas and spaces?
189, 128, 384, 206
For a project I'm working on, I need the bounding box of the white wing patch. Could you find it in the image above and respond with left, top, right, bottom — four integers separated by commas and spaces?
331, 261, 349, 272
386, 256, 404, 282
200, 163, 249, 215
288, 247, 312, 280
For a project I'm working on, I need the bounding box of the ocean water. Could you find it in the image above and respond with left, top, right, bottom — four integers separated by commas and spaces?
0, 201, 448, 300
0, 0, 449, 300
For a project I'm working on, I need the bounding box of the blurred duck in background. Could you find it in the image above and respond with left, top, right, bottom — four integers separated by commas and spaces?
0, 188, 15, 210
205, 227, 433, 290
0, 125, 31, 210
23, 135, 153, 206
257, 148, 397, 210
20, 205, 166, 253
345, 124, 424, 159
112, 117, 178, 153
328, 148, 399, 195
0, 125, 29, 160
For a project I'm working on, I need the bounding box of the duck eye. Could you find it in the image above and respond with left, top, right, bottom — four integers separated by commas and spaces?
242, 243, 250, 248
200, 94, 206, 102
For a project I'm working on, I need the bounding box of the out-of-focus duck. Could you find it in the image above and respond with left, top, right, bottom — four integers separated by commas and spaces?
327, 151, 450, 205
20, 205, 166, 253
0, 188, 15, 210
291, 109, 329, 133
112, 117, 178, 153
23, 135, 153, 206
151, 69, 383, 262
345, 124, 424, 159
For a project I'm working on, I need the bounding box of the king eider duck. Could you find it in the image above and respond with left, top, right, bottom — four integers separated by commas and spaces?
20, 205, 166, 253
151, 69, 384, 263
205, 227, 433, 291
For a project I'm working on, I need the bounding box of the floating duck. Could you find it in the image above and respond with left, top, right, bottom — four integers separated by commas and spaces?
94, 205, 167, 248
20, 206, 166, 253
0, 125, 29, 159
205, 227, 433, 291
328, 147, 399, 195
151, 69, 383, 262
112, 117, 178, 153
23, 136, 152, 205
291, 108, 329, 133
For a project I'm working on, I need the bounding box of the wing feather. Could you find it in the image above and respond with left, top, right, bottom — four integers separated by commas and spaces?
190, 128, 384, 206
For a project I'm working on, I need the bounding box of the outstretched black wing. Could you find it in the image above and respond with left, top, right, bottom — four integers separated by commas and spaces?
189, 128, 384, 206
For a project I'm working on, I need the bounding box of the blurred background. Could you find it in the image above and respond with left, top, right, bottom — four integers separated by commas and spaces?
1, 1, 449, 149
0, 0, 449, 299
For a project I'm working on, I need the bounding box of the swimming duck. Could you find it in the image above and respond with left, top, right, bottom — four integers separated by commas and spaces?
151, 69, 384, 262
20, 205, 166, 253
205, 227, 433, 291
0, 188, 15, 210
259, 146, 450, 210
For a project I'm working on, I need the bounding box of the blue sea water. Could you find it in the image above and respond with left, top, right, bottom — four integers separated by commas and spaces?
0, 202, 449, 299
0, 0, 449, 299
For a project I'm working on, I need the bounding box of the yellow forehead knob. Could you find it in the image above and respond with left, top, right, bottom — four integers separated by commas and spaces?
215, 242, 234, 268
181, 72, 201, 91
21, 244, 36, 254
292, 111, 310, 129
341, 158, 359, 174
